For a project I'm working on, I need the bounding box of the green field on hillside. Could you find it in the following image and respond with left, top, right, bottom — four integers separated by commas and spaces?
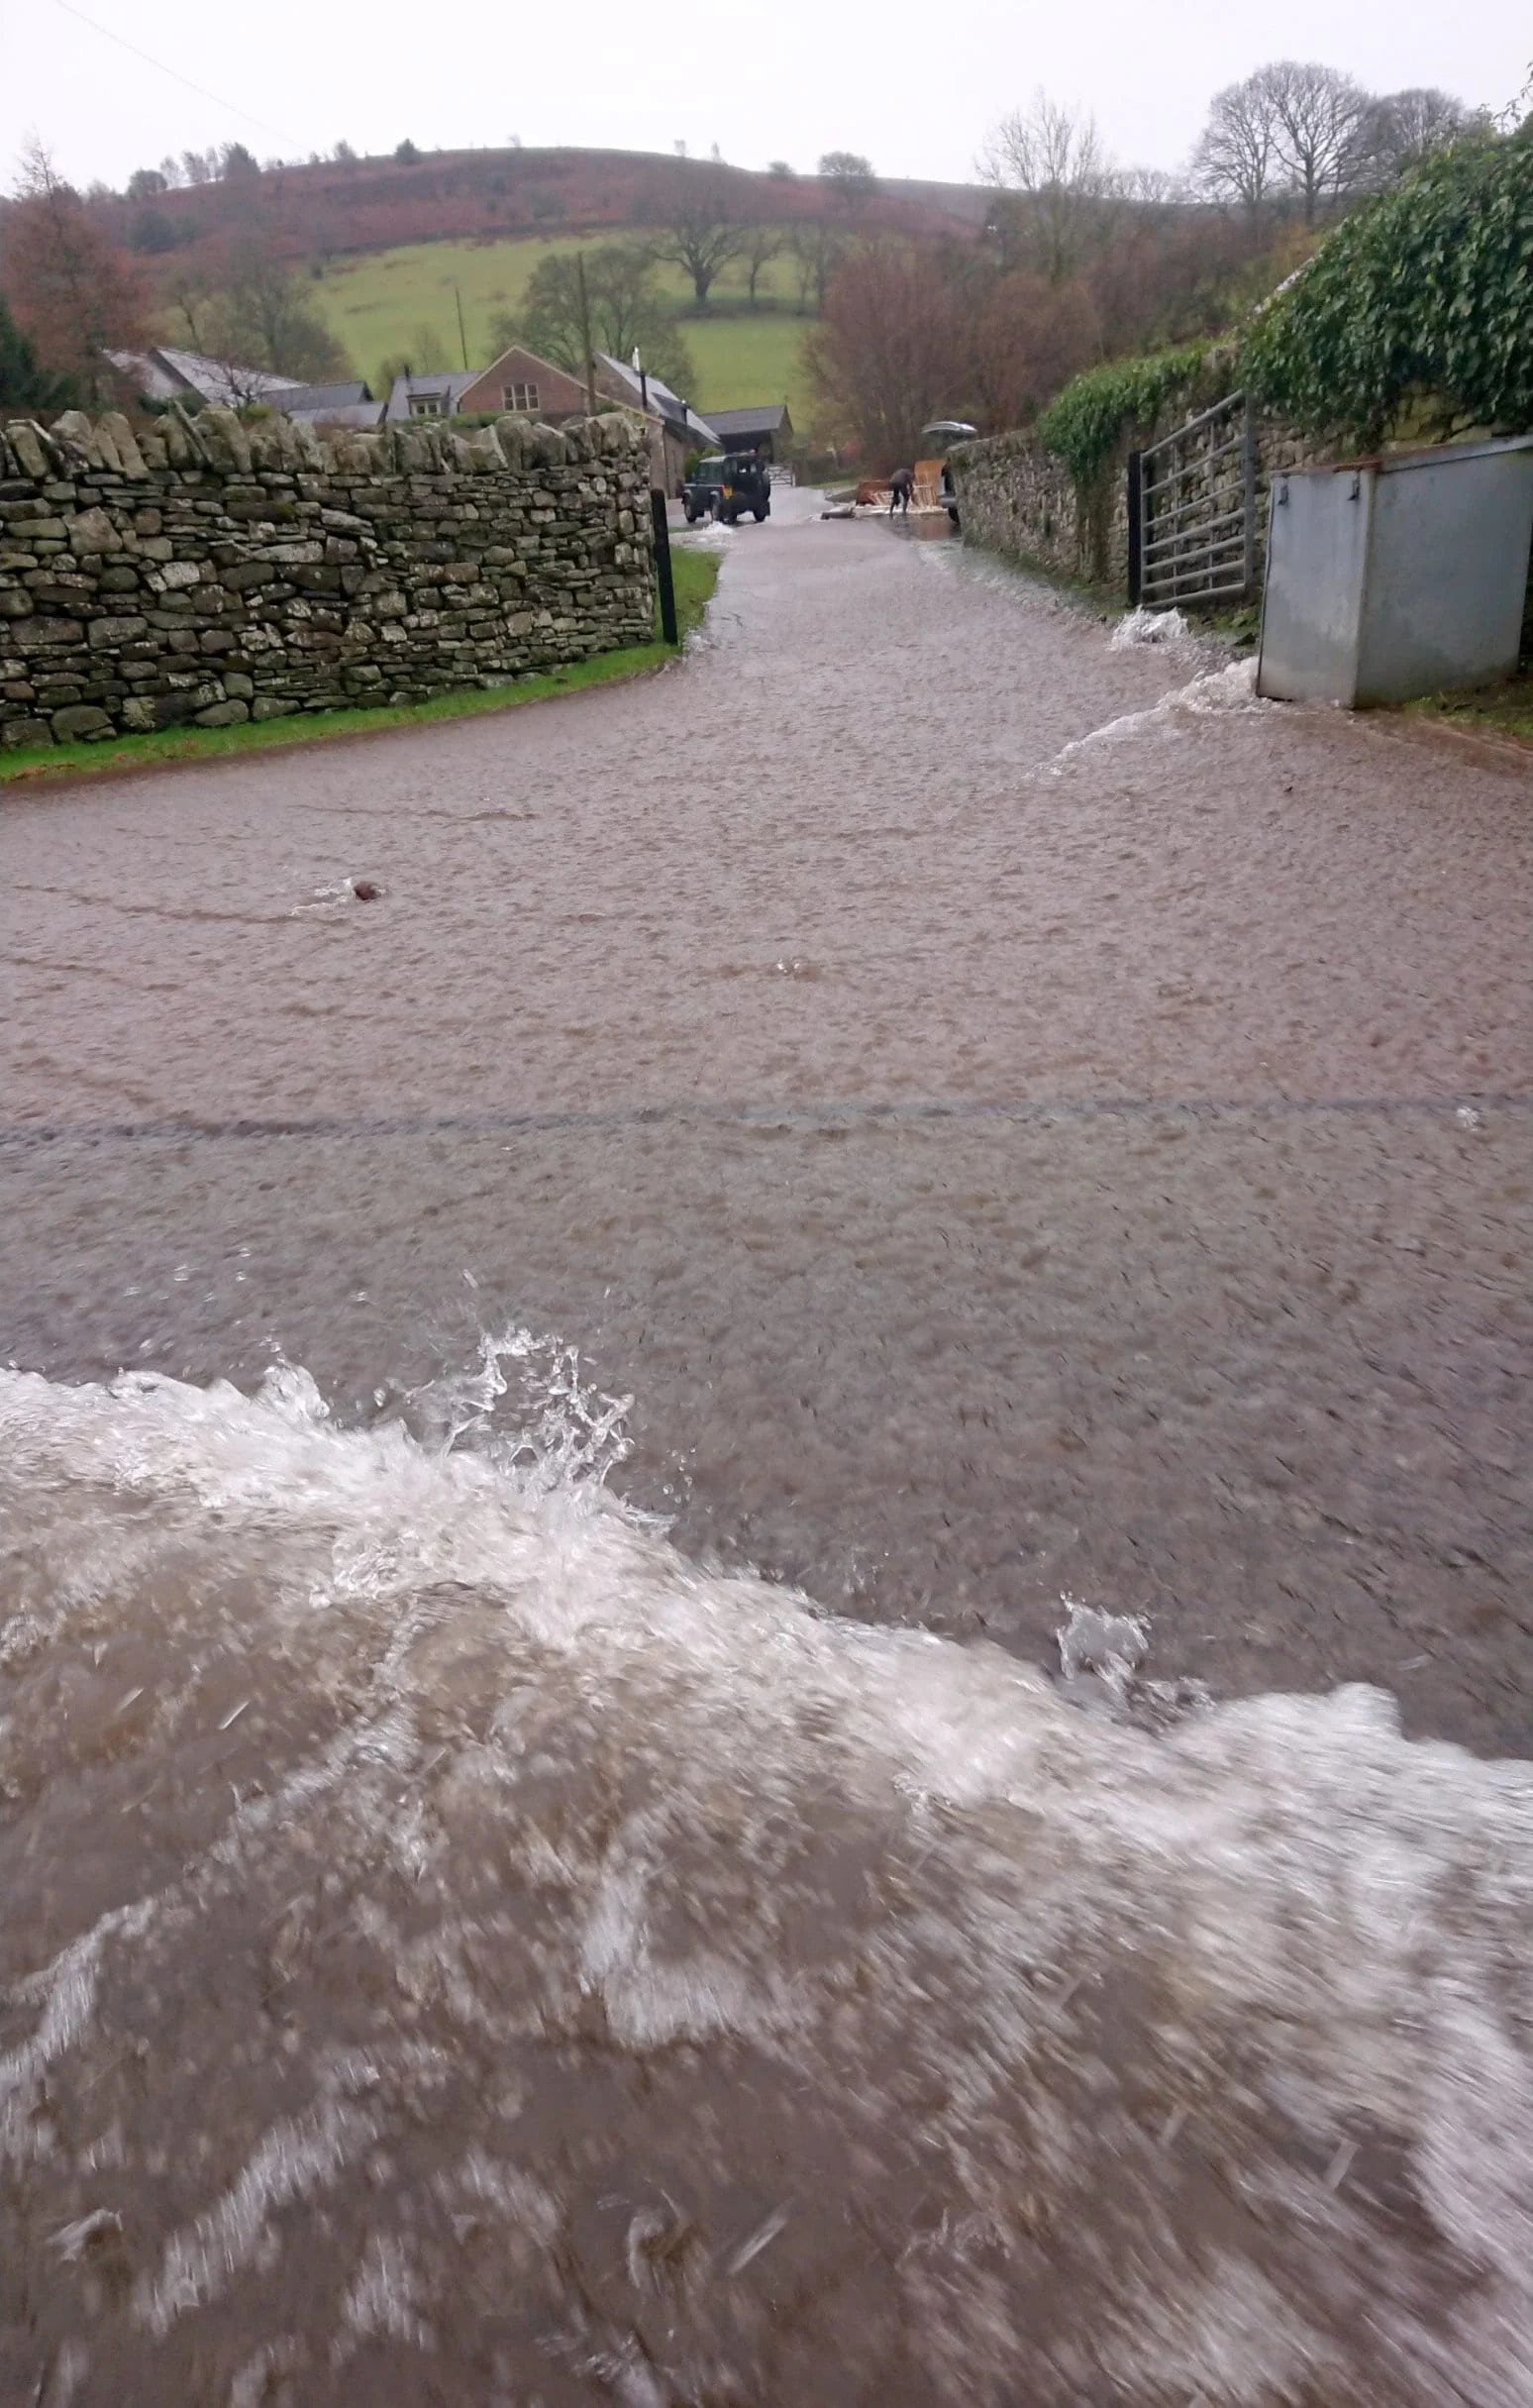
310, 238, 818, 429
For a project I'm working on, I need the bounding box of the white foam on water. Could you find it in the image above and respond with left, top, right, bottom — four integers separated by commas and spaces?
675, 519, 732, 551
1042, 653, 1265, 773
2, 1349, 1532, 2402
1110, 605, 1193, 650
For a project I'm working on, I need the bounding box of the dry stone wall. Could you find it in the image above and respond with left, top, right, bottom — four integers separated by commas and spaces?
0, 404, 655, 749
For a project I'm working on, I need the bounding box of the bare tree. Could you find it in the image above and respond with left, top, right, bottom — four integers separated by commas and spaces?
971, 267, 1099, 432
498, 245, 695, 393
788, 222, 847, 315
195, 242, 351, 388
980, 90, 1117, 282
741, 225, 780, 306
1191, 73, 1281, 216
651, 170, 744, 307
1120, 165, 1181, 208
804, 240, 970, 464
1260, 59, 1370, 223
5, 139, 146, 396
1358, 87, 1485, 182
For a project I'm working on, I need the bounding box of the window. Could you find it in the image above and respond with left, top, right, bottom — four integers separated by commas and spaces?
502, 381, 540, 413
407, 392, 445, 418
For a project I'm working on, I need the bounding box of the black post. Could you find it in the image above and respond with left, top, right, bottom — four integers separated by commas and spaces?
651, 489, 678, 646
1126, 449, 1143, 607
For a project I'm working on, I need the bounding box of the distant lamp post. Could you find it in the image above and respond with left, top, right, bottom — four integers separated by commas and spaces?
631, 345, 649, 414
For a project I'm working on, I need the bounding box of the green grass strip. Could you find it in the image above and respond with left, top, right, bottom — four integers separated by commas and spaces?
0, 547, 720, 787
1403, 673, 1533, 747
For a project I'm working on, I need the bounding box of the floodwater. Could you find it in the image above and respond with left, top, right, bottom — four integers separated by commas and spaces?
3, 494, 1531, 2403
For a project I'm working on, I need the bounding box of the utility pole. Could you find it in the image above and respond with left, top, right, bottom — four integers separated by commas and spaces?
454, 284, 469, 371
575, 252, 597, 416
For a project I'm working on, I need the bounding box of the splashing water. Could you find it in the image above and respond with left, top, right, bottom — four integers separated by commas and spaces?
1042, 655, 1265, 774
1110, 605, 1193, 650
2, 1348, 1531, 2404
1056, 1595, 1149, 1692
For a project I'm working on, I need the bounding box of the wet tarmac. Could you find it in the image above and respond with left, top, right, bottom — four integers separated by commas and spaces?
3, 496, 1533, 2406
6, 497, 1529, 1750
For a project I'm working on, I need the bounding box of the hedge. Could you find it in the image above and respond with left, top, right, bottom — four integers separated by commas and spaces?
1240, 132, 1533, 447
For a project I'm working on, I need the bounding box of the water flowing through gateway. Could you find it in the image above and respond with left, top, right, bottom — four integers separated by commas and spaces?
3, 1342, 1531, 2406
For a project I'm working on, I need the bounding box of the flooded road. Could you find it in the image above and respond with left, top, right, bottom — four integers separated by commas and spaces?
3, 497, 1532, 2402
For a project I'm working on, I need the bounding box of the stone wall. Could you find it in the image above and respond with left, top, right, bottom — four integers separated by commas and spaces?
952, 405, 1330, 601
0, 404, 655, 749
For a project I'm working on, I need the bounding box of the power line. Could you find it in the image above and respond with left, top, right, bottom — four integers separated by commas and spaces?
42, 0, 291, 144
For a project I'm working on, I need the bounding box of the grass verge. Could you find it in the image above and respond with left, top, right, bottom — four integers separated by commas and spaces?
309, 235, 818, 424
1404, 671, 1533, 748
0, 549, 719, 789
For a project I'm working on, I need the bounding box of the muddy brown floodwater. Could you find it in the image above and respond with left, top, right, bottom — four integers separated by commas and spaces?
2, 496, 1531, 2406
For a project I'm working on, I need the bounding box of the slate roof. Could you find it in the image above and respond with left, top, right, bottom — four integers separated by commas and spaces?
382, 370, 479, 422
277, 381, 375, 416
597, 356, 718, 448
704, 403, 792, 440
105, 347, 302, 408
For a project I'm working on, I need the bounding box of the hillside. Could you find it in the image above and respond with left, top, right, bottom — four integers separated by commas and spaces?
108, 147, 980, 274
309, 238, 821, 426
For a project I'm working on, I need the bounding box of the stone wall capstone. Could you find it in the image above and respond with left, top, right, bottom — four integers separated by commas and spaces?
0, 404, 656, 748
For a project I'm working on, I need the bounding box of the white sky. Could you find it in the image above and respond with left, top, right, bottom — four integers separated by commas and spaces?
4, 0, 1527, 194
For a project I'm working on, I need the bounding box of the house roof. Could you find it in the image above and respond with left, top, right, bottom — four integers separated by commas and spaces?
383, 369, 480, 421
597, 355, 717, 448
277, 380, 374, 415
105, 346, 303, 408
461, 341, 586, 397
705, 403, 792, 439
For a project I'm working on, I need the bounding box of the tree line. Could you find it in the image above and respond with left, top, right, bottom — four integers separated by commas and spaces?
809, 59, 1504, 465
0, 61, 1510, 433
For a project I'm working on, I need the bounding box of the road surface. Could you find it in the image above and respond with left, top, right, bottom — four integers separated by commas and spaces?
3, 496, 1532, 2406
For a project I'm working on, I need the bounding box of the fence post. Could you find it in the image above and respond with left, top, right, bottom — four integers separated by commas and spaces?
651, 489, 678, 646
1241, 397, 1258, 599
1126, 450, 1143, 607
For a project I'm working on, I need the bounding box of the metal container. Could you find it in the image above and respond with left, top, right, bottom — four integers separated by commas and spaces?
1257, 435, 1533, 706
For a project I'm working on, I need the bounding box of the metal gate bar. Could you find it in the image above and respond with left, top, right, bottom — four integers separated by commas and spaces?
1133, 393, 1258, 611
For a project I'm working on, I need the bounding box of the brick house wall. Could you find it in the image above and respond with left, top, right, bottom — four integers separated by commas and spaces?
457, 346, 589, 422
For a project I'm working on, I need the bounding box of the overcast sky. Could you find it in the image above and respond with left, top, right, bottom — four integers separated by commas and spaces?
5, 0, 1527, 194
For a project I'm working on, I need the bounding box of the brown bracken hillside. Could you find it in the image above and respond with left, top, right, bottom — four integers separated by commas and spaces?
100, 147, 982, 272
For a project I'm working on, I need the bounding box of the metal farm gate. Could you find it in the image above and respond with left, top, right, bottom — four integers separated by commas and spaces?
1129, 392, 1257, 611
